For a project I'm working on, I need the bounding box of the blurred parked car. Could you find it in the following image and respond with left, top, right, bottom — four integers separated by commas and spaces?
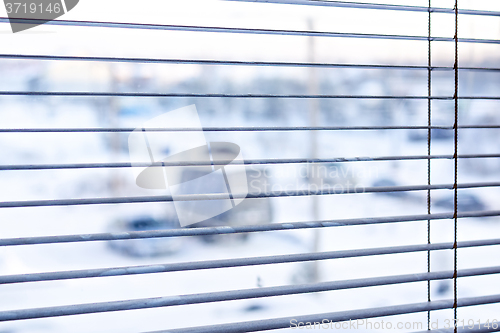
371, 178, 409, 198
408, 128, 453, 142
433, 193, 486, 212
108, 216, 182, 257
304, 163, 357, 187
188, 165, 274, 243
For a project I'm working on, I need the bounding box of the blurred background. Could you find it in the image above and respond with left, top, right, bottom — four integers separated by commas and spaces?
0, 0, 500, 332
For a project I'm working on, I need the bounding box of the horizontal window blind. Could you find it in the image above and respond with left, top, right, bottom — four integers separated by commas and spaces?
0, 0, 500, 332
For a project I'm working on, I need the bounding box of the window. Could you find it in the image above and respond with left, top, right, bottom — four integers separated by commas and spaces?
1, 1, 500, 332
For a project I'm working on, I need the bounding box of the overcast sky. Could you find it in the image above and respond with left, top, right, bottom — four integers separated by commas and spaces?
1, 0, 499, 83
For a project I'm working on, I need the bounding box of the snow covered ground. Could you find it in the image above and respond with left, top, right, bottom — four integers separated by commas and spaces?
0, 83, 499, 333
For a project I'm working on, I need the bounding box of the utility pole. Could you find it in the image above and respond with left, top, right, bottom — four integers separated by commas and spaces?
108, 63, 121, 196
308, 18, 321, 284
